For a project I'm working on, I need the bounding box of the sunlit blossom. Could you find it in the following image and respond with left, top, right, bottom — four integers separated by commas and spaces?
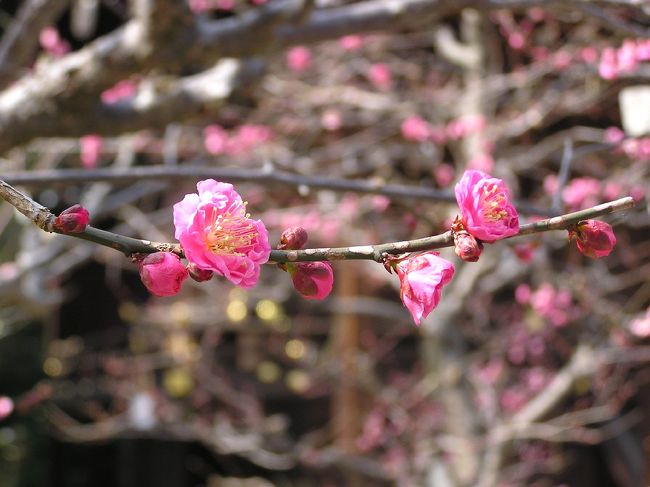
173, 180, 271, 288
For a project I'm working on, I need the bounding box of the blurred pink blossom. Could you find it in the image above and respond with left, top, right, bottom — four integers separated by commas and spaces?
39, 27, 70, 57
287, 46, 312, 72
203, 124, 229, 155
603, 126, 625, 144
368, 63, 393, 90
562, 177, 601, 210
0, 396, 13, 421
543, 174, 558, 195
515, 283, 532, 304
434, 163, 455, 187
101, 79, 138, 104
500, 387, 528, 413
630, 309, 650, 338
79, 134, 102, 168
599, 47, 619, 80
339, 35, 364, 51
578, 46, 599, 64
321, 109, 343, 131
401, 116, 432, 142
513, 242, 536, 262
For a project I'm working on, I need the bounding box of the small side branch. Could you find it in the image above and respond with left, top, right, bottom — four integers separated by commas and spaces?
0, 177, 635, 262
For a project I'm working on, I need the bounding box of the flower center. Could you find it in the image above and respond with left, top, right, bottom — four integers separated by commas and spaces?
481, 184, 508, 221
205, 203, 256, 256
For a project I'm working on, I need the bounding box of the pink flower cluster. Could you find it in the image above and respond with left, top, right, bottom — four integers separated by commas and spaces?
203, 124, 272, 156
400, 115, 486, 145
516, 283, 576, 327
603, 127, 650, 163
174, 179, 271, 288
598, 39, 650, 80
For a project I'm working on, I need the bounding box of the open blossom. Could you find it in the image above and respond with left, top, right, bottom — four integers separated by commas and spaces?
287, 46, 312, 72
173, 179, 271, 288
394, 252, 455, 325
289, 262, 334, 300
568, 220, 616, 259
454, 169, 519, 243
139, 252, 188, 296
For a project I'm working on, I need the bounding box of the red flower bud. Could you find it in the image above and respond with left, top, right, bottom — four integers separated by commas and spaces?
289, 261, 334, 300
568, 220, 616, 259
278, 226, 309, 250
187, 262, 213, 282
139, 252, 188, 296
54, 204, 89, 233
452, 216, 483, 262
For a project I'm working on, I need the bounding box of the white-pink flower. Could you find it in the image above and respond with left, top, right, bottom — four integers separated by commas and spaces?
173, 180, 271, 288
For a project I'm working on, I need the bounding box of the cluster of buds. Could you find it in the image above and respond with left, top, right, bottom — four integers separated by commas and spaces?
278, 226, 334, 300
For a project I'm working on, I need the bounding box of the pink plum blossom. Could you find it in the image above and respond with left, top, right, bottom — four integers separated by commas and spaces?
568, 220, 617, 259
368, 63, 393, 90
604, 126, 625, 144
138, 252, 188, 296
630, 308, 650, 338
0, 396, 13, 421
173, 180, 271, 288
101, 79, 138, 104
287, 46, 312, 72
39, 27, 70, 57
454, 169, 519, 243
401, 116, 432, 142
203, 124, 229, 155
394, 252, 455, 325
434, 163, 455, 187
80, 134, 102, 168
289, 262, 334, 300
562, 177, 601, 210
340, 35, 364, 51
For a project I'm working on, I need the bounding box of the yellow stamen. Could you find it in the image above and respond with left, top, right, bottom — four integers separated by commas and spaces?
204, 203, 257, 256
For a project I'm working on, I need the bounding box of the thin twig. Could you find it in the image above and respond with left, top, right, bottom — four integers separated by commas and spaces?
0, 177, 636, 262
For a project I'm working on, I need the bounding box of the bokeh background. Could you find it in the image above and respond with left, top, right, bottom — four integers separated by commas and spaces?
1, 1, 650, 486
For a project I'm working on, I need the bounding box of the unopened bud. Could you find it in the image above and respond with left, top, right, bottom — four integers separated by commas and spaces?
278, 226, 308, 250
568, 220, 616, 259
289, 261, 334, 300
187, 262, 213, 282
452, 216, 483, 262
139, 252, 188, 296
54, 204, 89, 233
